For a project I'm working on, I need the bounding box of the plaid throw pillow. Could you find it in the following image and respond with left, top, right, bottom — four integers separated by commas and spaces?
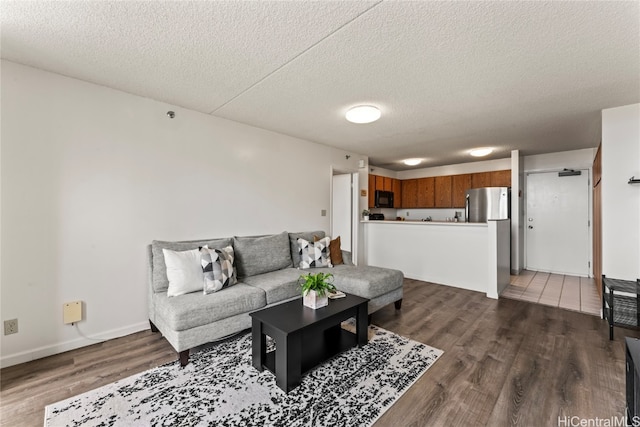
297, 237, 333, 269
200, 245, 237, 294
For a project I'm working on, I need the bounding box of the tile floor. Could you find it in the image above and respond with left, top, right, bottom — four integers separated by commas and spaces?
502, 270, 601, 316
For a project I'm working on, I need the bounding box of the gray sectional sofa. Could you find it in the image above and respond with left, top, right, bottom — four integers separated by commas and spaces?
147, 230, 403, 366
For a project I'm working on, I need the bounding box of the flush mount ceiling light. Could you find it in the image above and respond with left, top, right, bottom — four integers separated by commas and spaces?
469, 147, 494, 157
345, 105, 381, 124
403, 158, 422, 166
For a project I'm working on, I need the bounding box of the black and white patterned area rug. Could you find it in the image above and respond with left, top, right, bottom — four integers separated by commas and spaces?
45, 325, 442, 426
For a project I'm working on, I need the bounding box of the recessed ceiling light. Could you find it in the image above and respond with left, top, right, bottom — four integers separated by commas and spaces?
469, 148, 493, 157
403, 158, 422, 166
345, 105, 381, 124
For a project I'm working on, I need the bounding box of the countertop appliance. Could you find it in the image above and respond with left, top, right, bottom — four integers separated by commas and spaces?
465, 187, 510, 223
369, 213, 385, 220
374, 190, 394, 208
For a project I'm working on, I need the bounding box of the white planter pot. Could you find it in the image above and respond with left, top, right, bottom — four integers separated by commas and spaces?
303, 290, 328, 309
363, 216, 369, 221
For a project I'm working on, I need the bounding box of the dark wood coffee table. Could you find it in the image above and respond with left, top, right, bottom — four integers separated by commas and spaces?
249, 293, 369, 393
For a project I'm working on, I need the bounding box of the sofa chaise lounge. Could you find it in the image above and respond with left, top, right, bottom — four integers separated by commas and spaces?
147, 230, 403, 366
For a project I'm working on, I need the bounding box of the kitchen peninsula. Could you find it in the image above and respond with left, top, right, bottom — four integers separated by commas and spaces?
362, 219, 510, 299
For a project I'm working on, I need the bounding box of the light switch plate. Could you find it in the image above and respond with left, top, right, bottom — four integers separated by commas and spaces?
63, 301, 82, 324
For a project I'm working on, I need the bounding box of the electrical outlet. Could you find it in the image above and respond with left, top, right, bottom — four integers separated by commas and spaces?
4, 319, 18, 335
406, 211, 410, 216
321, 209, 327, 217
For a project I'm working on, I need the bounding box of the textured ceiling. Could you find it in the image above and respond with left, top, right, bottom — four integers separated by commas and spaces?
2, 1, 638, 170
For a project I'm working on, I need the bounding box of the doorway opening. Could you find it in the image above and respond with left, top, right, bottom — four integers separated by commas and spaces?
331, 171, 359, 263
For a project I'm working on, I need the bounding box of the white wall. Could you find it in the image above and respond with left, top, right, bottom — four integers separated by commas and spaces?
397, 157, 511, 180
368, 166, 397, 179
0, 60, 365, 366
602, 104, 640, 280
510, 150, 523, 274
396, 208, 463, 222
524, 148, 597, 172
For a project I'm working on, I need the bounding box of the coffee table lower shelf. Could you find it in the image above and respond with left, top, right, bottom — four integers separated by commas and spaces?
260, 327, 358, 376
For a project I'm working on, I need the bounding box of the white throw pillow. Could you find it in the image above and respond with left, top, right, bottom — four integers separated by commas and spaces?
163, 248, 204, 297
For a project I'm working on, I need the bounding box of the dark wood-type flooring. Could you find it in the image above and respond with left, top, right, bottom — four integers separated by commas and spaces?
1, 278, 634, 426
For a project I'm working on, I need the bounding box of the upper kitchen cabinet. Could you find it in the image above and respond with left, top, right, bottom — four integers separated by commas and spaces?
373, 168, 510, 209
402, 179, 418, 208
384, 177, 393, 191
471, 172, 491, 188
368, 174, 376, 208
374, 176, 392, 192
471, 170, 511, 188
369, 174, 401, 208
393, 179, 402, 208
375, 175, 385, 192
434, 175, 452, 207
452, 174, 472, 208
490, 170, 511, 187
417, 177, 435, 208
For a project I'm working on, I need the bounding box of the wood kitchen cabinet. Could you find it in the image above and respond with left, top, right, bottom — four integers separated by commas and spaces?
374, 168, 510, 209
383, 177, 393, 191
369, 174, 400, 208
417, 177, 435, 208
471, 172, 491, 188
402, 179, 418, 208
393, 178, 402, 208
375, 175, 384, 192
434, 175, 452, 207
368, 174, 376, 208
471, 170, 511, 188
371, 174, 394, 192
490, 170, 511, 187
452, 174, 472, 208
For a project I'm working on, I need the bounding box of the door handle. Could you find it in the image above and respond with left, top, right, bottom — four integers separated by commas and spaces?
528, 225, 534, 229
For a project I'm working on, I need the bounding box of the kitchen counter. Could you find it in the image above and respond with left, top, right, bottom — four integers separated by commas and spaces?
362, 219, 510, 299
363, 220, 486, 226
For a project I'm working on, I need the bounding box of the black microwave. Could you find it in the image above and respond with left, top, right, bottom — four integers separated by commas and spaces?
374, 190, 394, 208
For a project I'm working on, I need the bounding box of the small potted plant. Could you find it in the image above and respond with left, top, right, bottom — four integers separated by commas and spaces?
362, 209, 371, 221
299, 272, 336, 309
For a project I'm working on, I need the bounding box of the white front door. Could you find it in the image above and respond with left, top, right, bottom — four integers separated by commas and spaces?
525, 170, 590, 276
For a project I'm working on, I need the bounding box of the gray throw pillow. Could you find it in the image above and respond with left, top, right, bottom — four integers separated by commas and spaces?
233, 231, 292, 278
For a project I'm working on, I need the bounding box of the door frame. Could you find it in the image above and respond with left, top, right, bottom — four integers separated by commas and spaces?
523, 168, 593, 277
329, 167, 360, 264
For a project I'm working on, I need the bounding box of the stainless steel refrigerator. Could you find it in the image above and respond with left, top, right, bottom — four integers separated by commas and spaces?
465, 187, 510, 223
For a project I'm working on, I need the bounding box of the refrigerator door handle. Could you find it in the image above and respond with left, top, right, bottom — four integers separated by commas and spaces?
465, 194, 470, 223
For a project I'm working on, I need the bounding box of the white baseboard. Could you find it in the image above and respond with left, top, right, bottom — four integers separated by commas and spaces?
0, 322, 149, 368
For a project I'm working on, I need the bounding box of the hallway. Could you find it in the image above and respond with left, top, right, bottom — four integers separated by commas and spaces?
502, 270, 601, 316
